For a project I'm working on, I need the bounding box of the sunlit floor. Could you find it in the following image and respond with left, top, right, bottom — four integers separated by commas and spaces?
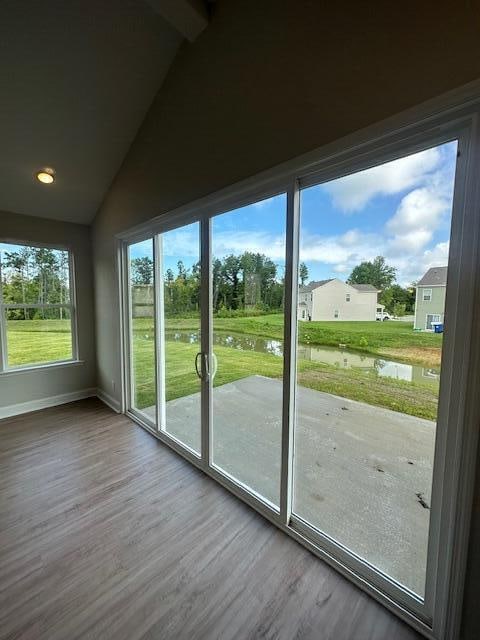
143, 375, 435, 597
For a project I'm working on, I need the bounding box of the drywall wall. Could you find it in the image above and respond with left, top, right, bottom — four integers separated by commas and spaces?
0, 210, 96, 412
92, 2, 480, 636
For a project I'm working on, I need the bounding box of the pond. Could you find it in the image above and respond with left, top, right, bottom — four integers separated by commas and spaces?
165, 330, 440, 387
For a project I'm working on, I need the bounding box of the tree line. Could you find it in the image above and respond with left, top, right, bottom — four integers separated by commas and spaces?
1, 246, 70, 320
131, 253, 415, 317
131, 252, 288, 316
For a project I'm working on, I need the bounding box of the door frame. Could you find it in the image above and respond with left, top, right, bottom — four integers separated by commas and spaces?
117, 85, 480, 640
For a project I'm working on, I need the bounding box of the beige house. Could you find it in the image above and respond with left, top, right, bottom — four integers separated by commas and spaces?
298, 279, 379, 321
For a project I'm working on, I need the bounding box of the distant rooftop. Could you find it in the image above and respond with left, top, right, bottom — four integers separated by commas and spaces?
350, 284, 379, 292
299, 279, 333, 292
417, 266, 448, 287
299, 279, 378, 293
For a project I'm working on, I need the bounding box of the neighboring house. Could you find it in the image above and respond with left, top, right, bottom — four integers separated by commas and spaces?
414, 266, 447, 330
298, 279, 379, 321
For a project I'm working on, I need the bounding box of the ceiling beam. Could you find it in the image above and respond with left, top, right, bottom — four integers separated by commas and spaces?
145, 0, 209, 42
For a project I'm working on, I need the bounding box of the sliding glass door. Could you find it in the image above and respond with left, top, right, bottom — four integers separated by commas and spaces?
123, 114, 477, 636
292, 140, 458, 604
210, 194, 287, 508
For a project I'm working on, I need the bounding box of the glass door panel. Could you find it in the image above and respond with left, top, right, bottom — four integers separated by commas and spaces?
158, 222, 202, 454
210, 194, 287, 508
128, 238, 156, 425
292, 140, 458, 597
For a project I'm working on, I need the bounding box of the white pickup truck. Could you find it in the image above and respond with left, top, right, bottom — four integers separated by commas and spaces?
376, 308, 391, 321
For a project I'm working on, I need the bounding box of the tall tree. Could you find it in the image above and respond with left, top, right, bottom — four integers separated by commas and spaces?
347, 256, 396, 291
177, 260, 187, 280
131, 257, 153, 285
221, 255, 242, 309
299, 262, 309, 286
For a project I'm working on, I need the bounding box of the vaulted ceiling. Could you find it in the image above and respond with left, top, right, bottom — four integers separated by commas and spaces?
0, 0, 208, 225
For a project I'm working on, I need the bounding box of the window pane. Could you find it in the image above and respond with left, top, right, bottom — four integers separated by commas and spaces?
211, 194, 287, 508
6, 307, 72, 366
0, 243, 70, 305
293, 140, 457, 597
161, 222, 202, 454
129, 239, 156, 422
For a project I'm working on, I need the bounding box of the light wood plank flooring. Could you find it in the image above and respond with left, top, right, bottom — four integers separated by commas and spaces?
0, 399, 422, 640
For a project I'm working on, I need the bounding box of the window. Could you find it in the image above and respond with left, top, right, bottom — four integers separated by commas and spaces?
334, 309, 339, 318
426, 313, 442, 330
423, 288, 432, 301
0, 242, 76, 370
346, 293, 351, 302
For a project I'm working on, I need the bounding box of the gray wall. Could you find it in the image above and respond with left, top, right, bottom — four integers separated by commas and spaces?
91, 1, 480, 636
414, 286, 446, 330
0, 210, 96, 409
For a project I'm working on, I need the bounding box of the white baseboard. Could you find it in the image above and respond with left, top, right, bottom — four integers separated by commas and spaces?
96, 388, 121, 413
0, 387, 97, 420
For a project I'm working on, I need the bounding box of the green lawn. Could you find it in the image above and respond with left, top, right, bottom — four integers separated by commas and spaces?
6, 316, 441, 421
6, 319, 72, 366
131, 333, 438, 420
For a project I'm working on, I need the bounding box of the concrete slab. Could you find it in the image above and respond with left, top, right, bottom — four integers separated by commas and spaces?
143, 375, 435, 597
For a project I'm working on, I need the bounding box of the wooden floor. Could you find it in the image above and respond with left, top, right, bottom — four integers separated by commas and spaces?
0, 399, 422, 640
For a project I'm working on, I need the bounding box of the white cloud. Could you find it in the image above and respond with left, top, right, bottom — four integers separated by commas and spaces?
251, 196, 277, 209
386, 187, 448, 235
322, 147, 441, 212
162, 227, 200, 258
299, 225, 451, 287
213, 230, 286, 260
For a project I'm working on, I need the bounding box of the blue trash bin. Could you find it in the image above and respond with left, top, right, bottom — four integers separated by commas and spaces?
434, 323, 444, 333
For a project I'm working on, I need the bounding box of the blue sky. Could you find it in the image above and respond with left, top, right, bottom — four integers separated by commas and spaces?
130, 140, 457, 286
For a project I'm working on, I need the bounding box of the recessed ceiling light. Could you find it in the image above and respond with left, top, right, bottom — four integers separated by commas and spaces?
36, 167, 55, 184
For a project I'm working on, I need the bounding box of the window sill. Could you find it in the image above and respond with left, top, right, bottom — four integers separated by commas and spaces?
0, 360, 84, 376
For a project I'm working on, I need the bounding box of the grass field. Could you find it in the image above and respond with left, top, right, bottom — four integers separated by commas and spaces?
131, 334, 438, 420
6, 319, 72, 366
6, 316, 441, 420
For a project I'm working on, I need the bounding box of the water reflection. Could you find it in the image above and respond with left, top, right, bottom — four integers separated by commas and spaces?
165, 331, 440, 387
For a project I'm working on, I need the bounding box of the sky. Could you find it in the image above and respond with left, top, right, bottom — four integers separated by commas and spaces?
130, 139, 458, 287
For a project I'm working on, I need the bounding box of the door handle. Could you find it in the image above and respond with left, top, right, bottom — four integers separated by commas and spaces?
211, 352, 218, 380
195, 352, 217, 381
195, 352, 203, 379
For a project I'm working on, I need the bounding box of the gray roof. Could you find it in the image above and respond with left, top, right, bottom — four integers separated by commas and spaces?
299, 279, 333, 293
350, 284, 379, 292
299, 279, 379, 293
417, 266, 448, 287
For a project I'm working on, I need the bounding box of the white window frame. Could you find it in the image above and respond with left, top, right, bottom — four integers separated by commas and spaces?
334, 309, 339, 318
423, 288, 433, 302
426, 313, 442, 330
346, 293, 351, 302
0, 239, 78, 372
116, 88, 480, 640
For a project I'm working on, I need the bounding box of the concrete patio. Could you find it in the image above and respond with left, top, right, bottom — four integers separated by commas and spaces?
144, 375, 435, 597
